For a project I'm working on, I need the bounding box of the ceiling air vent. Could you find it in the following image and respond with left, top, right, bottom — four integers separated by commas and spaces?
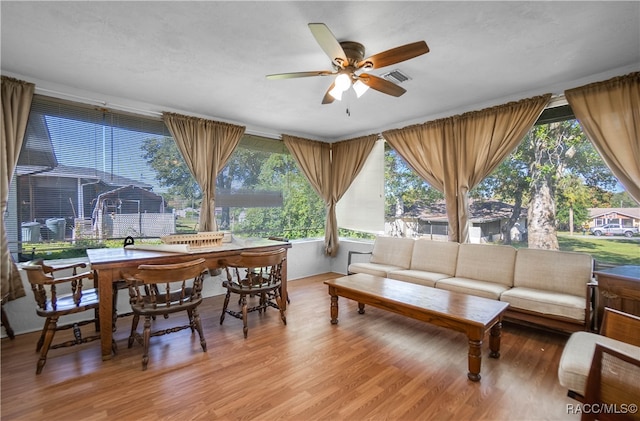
381, 69, 411, 84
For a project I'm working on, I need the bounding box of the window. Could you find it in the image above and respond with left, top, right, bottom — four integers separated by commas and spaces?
377, 102, 638, 265
14, 95, 176, 251
10, 95, 326, 259
217, 135, 326, 239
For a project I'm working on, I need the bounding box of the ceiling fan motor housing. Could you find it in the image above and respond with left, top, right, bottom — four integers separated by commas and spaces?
338, 41, 371, 69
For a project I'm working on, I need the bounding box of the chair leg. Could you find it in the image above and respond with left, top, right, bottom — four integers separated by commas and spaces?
241, 294, 248, 339
36, 316, 58, 374
193, 308, 207, 352
142, 316, 151, 371
1, 304, 15, 340
187, 309, 195, 332
112, 283, 119, 332
278, 285, 290, 304
259, 292, 267, 313
128, 314, 140, 348
220, 291, 231, 325
36, 318, 51, 352
275, 290, 287, 325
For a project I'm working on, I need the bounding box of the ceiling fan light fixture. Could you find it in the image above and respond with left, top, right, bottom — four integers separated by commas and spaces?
329, 73, 352, 100
329, 85, 344, 101
353, 80, 369, 98
334, 73, 352, 91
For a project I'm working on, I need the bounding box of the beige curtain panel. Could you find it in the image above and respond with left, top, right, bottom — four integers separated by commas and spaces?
385, 94, 551, 243
163, 113, 245, 232
565, 72, 640, 203
283, 134, 376, 256
1, 76, 34, 301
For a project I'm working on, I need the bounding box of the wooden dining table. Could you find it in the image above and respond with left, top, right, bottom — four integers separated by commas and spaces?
87, 237, 291, 360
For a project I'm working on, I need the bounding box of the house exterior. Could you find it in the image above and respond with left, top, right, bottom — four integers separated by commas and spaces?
587, 208, 640, 229
389, 200, 527, 243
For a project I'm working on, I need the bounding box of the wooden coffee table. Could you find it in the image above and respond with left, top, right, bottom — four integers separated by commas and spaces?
324, 273, 509, 381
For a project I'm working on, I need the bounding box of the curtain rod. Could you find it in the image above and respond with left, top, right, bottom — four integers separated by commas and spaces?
33, 86, 282, 140
35, 86, 163, 118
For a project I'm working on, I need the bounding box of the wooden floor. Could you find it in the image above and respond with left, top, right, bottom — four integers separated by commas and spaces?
2, 273, 580, 420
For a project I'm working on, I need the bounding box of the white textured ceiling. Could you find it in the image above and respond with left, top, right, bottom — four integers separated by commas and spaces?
2, 1, 639, 141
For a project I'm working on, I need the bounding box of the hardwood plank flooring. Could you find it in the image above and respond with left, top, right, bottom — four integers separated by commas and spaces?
2, 273, 580, 420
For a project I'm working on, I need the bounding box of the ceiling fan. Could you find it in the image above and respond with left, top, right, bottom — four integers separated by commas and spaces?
266, 23, 430, 104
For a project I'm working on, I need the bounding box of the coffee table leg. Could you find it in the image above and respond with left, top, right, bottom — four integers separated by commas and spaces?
467, 338, 482, 382
330, 292, 339, 325
489, 321, 502, 358
358, 303, 365, 314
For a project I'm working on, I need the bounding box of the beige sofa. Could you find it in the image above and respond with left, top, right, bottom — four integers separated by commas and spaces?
348, 236, 595, 333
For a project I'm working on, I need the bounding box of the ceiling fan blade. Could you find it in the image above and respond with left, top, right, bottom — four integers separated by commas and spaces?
322, 81, 336, 104
358, 74, 406, 97
266, 70, 334, 80
357, 41, 429, 69
308, 23, 347, 67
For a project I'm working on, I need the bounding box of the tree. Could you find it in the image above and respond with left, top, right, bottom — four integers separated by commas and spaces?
556, 175, 591, 232
234, 153, 325, 238
141, 137, 200, 204
471, 143, 530, 245
609, 191, 640, 208
527, 121, 617, 248
216, 146, 264, 229
473, 119, 616, 249
141, 135, 326, 239
384, 144, 443, 220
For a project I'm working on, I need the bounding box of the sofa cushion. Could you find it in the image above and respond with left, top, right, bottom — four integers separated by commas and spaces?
347, 262, 406, 278
409, 239, 459, 275
500, 287, 586, 321
435, 277, 511, 300
369, 236, 415, 269
514, 248, 592, 297
455, 243, 517, 287
558, 331, 640, 396
387, 269, 450, 288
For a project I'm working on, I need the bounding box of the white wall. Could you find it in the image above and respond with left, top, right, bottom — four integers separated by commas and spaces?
1, 238, 373, 338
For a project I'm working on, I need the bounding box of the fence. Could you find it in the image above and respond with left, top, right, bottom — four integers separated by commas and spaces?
95, 213, 176, 239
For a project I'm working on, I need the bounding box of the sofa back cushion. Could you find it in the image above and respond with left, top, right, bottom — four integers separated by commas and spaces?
410, 239, 459, 276
369, 236, 415, 269
455, 243, 517, 287
514, 248, 592, 297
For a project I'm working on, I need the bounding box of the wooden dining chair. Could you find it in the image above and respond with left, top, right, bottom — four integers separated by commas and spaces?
23, 261, 111, 374
29, 259, 100, 330
220, 248, 287, 338
123, 258, 208, 370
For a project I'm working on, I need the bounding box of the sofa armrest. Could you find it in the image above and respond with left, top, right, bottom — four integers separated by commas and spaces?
600, 308, 640, 347
348, 251, 372, 263
347, 251, 373, 273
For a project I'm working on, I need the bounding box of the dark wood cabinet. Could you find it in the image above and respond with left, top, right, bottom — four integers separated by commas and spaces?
594, 265, 640, 330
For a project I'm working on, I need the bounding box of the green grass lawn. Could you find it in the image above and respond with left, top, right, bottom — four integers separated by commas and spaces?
557, 233, 639, 266
22, 230, 638, 266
